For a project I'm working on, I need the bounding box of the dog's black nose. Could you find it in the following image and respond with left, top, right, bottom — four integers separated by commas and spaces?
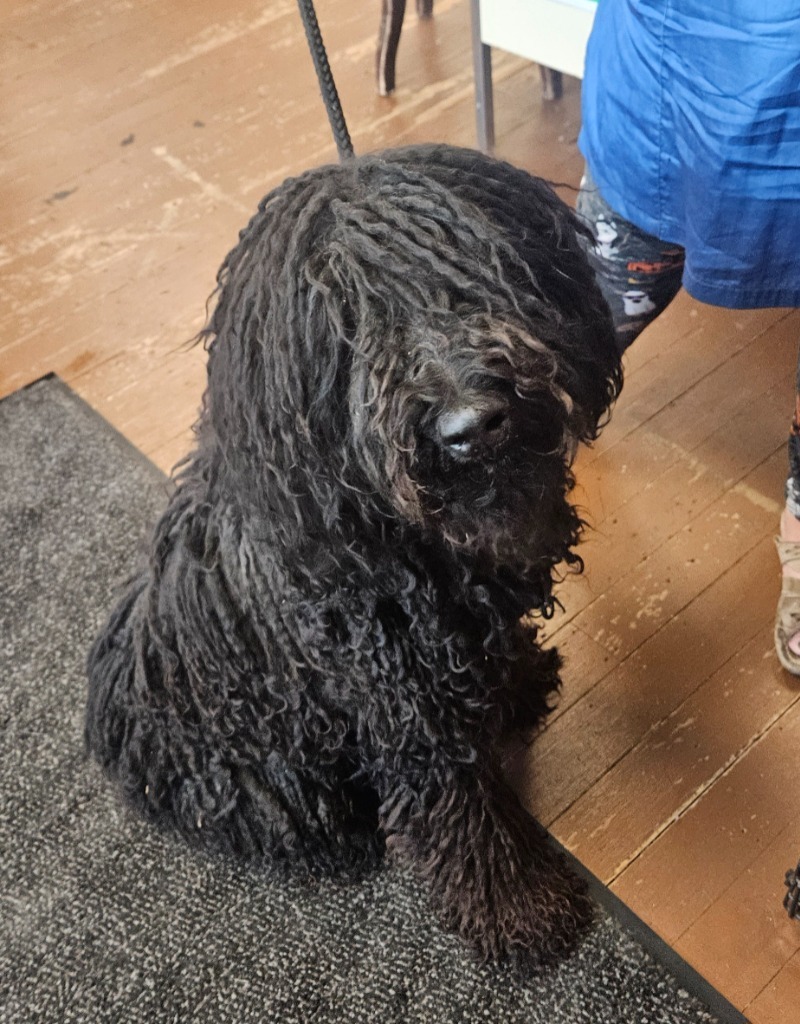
437, 400, 510, 456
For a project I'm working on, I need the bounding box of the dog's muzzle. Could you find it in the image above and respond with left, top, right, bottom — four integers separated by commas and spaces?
436, 397, 511, 460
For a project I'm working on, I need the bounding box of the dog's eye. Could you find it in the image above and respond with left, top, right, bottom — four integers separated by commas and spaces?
483, 411, 508, 435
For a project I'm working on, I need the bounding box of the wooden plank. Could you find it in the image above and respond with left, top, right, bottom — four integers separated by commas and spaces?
146, 428, 197, 477
747, 947, 800, 1024
552, 621, 788, 881
575, 382, 786, 609
592, 308, 794, 460
533, 317, 796, 637
566, 399, 789, 681
611, 697, 800, 949
541, 622, 617, 722
0, 4, 538, 407
578, 310, 797, 517
572, 454, 781, 664
507, 527, 779, 825
674, 819, 800, 1010
508, 425, 787, 820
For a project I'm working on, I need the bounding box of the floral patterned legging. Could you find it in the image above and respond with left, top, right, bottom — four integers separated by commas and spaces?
576, 167, 798, 517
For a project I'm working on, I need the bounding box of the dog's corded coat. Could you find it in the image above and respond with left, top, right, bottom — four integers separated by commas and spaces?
86, 145, 621, 966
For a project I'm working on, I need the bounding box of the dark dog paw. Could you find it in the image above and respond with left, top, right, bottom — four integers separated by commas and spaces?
481, 861, 594, 969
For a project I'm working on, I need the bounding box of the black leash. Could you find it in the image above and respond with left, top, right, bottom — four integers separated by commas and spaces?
296, 0, 355, 162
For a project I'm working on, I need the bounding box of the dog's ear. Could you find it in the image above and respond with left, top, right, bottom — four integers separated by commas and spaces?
183, 170, 368, 535
191, 167, 420, 544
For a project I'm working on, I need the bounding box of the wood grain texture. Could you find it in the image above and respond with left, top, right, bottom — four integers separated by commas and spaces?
4, 0, 799, 1014
748, 948, 800, 1023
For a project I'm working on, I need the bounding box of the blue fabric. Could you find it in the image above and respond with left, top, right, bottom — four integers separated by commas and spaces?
579, 0, 800, 308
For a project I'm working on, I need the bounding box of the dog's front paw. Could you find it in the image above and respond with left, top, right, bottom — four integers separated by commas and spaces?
426, 811, 594, 966
441, 848, 595, 969
497, 859, 595, 969
382, 774, 594, 968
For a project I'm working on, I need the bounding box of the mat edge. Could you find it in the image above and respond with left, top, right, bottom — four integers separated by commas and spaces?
2, 373, 171, 490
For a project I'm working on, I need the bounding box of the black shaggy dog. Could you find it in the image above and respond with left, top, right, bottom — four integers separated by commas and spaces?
86, 144, 621, 966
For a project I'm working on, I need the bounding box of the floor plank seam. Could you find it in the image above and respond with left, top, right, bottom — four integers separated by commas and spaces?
586, 309, 797, 464
545, 437, 786, 645
608, 691, 800, 888
743, 939, 799, 1013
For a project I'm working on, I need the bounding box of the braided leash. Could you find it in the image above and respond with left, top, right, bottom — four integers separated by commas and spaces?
296, 0, 355, 162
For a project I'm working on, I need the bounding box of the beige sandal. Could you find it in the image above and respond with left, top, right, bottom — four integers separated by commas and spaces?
775, 537, 800, 675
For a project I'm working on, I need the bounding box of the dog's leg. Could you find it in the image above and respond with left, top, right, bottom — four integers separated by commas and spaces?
229, 757, 384, 876
91, 678, 382, 876
379, 762, 593, 966
500, 636, 562, 736
86, 579, 382, 876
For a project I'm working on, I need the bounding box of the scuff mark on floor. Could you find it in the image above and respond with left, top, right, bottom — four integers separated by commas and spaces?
151, 147, 250, 214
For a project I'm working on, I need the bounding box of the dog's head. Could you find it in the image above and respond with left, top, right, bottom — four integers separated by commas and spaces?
199, 145, 621, 582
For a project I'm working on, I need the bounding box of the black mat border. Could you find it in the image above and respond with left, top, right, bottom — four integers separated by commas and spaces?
5, 373, 751, 1024
552, 838, 750, 1024
10, 371, 176, 490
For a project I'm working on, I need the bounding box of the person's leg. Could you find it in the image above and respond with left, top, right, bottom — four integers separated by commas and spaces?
778, 377, 800, 918
576, 170, 800, 674
775, 381, 800, 673
575, 167, 685, 351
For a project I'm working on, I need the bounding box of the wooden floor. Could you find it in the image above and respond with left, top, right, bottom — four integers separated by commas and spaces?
3, 1, 799, 1018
